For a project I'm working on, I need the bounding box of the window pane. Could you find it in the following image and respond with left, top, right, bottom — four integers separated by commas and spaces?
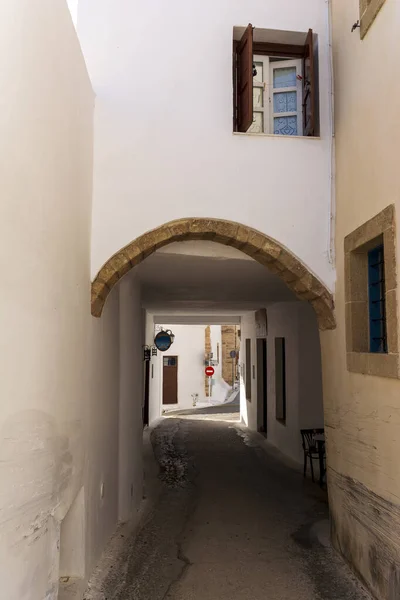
274, 116, 298, 136
253, 86, 263, 108
163, 357, 177, 366
253, 62, 263, 84
368, 245, 387, 353
248, 112, 263, 134
273, 91, 297, 113
273, 66, 297, 89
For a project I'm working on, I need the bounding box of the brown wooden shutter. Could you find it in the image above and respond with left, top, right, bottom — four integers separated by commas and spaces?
236, 24, 253, 133
302, 29, 315, 137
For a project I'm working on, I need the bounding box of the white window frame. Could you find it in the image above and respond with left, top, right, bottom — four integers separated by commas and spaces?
248, 55, 303, 136
269, 58, 303, 136
248, 55, 270, 134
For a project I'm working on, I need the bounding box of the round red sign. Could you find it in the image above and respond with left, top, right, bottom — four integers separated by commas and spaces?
205, 366, 215, 377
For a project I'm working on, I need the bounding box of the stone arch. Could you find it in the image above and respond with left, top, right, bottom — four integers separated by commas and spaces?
91, 218, 335, 330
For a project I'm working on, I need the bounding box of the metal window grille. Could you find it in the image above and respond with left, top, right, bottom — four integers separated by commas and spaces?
368, 245, 387, 353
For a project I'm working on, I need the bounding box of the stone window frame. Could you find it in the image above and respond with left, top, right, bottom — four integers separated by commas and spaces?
359, 0, 386, 39
345, 205, 399, 378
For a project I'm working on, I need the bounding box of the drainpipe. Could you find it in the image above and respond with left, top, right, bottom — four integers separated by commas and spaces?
326, 0, 336, 269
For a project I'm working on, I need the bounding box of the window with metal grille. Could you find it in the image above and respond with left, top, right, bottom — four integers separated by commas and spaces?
368, 245, 387, 353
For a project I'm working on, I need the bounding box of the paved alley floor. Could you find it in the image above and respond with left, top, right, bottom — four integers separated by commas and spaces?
86, 415, 371, 600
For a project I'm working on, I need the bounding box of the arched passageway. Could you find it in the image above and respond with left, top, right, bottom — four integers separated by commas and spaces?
91, 218, 335, 330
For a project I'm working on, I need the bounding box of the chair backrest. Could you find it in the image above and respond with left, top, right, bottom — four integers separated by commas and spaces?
300, 428, 324, 451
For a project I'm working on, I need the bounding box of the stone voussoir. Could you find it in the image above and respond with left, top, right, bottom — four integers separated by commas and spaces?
97, 263, 121, 288
245, 230, 270, 255
108, 251, 132, 278
168, 219, 191, 240
91, 278, 110, 301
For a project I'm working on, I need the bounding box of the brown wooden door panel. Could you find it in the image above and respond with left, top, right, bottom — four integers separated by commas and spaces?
163, 356, 178, 405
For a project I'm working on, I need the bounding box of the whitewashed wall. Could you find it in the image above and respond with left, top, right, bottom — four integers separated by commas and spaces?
241, 303, 323, 464
77, 0, 335, 290
0, 3, 148, 597
0, 1, 94, 598
118, 275, 144, 522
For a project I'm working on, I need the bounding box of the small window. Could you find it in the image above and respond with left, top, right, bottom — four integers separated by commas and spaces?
368, 245, 387, 353
360, 0, 386, 39
275, 338, 286, 423
344, 205, 398, 378
163, 356, 177, 367
245, 339, 251, 400
233, 25, 318, 136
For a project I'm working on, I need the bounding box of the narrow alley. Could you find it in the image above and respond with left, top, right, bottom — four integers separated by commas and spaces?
85, 407, 370, 600
3, 2, 400, 599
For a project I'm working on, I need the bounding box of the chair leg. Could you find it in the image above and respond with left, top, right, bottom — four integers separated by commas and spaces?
303, 452, 307, 477
310, 456, 315, 483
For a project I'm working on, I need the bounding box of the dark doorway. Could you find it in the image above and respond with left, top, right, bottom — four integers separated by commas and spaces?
163, 356, 178, 405
256, 338, 267, 434
143, 360, 150, 426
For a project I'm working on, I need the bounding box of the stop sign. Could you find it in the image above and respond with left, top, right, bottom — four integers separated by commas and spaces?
205, 366, 215, 377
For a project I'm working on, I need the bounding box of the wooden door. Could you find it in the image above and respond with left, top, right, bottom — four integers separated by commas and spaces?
163, 356, 178, 405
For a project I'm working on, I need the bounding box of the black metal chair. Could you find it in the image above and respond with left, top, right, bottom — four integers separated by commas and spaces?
300, 428, 325, 483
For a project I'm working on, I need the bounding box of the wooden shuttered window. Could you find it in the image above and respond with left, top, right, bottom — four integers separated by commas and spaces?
302, 29, 315, 137
235, 24, 254, 132
233, 26, 316, 136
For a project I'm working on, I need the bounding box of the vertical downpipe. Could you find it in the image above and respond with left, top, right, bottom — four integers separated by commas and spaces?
327, 0, 336, 269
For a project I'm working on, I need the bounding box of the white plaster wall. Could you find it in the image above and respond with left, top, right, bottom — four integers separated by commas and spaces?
325, 0, 400, 507
0, 1, 94, 598
146, 313, 162, 425
118, 275, 144, 523
77, 0, 335, 290
86, 276, 145, 576
241, 304, 323, 463
239, 314, 258, 431
86, 290, 120, 580
267, 303, 323, 463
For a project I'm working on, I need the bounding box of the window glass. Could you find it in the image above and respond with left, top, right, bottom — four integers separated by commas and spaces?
273, 91, 297, 113
253, 87, 263, 109
248, 112, 263, 134
274, 116, 298, 136
253, 61, 263, 83
368, 245, 387, 353
163, 357, 177, 366
273, 66, 297, 89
